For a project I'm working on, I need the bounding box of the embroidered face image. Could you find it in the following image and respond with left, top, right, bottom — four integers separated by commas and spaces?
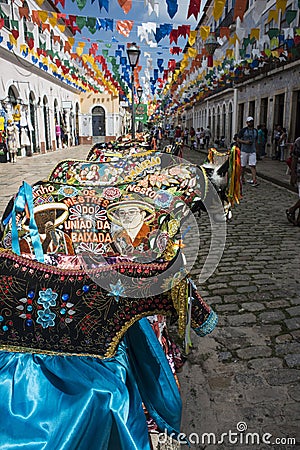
107, 200, 156, 254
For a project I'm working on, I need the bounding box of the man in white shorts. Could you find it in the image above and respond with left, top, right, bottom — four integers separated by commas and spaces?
237, 116, 259, 187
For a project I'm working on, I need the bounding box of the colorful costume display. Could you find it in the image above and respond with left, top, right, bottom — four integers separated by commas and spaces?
0, 148, 218, 449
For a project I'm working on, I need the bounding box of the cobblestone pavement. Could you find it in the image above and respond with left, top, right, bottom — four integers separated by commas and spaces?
178, 147, 300, 450
0, 145, 299, 450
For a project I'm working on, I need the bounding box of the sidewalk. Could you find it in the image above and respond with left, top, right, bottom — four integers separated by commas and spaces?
188, 145, 297, 194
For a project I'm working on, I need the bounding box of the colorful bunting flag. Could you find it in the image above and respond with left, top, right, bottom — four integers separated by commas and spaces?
166, 0, 178, 19
286, 10, 297, 25
233, 0, 248, 21
276, 0, 287, 12
213, 0, 226, 21
200, 26, 210, 41
98, 0, 109, 13
187, 0, 201, 20
116, 20, 133, 37
250, 28, 260, 40
74, 0, 87, 10
267, 9, 279, 23
118, 0, 132, 14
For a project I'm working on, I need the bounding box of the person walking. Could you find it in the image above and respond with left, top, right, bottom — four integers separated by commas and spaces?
272, 124, 282, 160
279, 127, 288, 162
190, 127, 196, 149
237, 116, 259, 187
286, 136, 300, 226
204, 126, 212, 150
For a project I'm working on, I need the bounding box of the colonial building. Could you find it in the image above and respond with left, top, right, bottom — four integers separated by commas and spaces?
0, 0, 124, 157
168, 0, 300, 155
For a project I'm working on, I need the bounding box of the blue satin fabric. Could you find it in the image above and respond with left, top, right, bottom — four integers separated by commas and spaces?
0, 319, 182, 449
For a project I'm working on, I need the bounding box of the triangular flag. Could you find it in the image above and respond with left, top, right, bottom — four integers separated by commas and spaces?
18, 7, 30, 19
187, 0, 201, 20
200, 26, 210, 41
118, 0, 132, 14
38, 11, 48, 23
166, 0, 178, 19
75, 0, 87, 10
213, 0, 226, 21
267, 9, 279, 23
276, 0, 287, 13
233, 0, 248, 21
187, 47, 197, 58
116, 20, 133, 37
188, 30, 197, 46
250, 28, 260, 40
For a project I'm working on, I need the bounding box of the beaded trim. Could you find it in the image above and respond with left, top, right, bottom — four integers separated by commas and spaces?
194, 310, 218, 337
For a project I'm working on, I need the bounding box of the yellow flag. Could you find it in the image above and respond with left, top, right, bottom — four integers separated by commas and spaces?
38, 10, 48, 23
213, 0, 226, 21
48, 16, 57, 28
188, 47, 197, 58
229, 34, 239, 45
68, 37, 75, 45
200, 26, 210, 41
226, 48, 234, 58
20, 44, 27, 53
276, 0, 287, 13
9, 34, 17, 46
76, 47, 84, 56
58, 24, 65, 32
188, 30, 197, 46
267, 9, 279, 23
35, 0, 44, 6
77, 42, 86, 48
250, 28, 260, 40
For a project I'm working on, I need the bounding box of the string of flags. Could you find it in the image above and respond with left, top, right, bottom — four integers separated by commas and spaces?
0, 0, 299, 106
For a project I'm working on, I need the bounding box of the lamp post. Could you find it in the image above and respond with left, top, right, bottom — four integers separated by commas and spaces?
136, 86, 143, 132
126, 42, 141, 140
204, 33, 220, 67
137, 86, 143, 103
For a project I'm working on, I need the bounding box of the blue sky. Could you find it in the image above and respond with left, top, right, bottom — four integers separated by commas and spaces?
62, 0, 199, 94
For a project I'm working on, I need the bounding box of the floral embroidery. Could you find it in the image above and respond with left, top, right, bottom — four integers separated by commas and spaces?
103, 187, 121, 200
108, 280, 125, 302
37, 309, 56, 329
37, 288, 58, 307
36, 288, 57, 329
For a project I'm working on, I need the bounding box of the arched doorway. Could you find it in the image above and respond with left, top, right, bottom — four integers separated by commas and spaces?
29, 92, 38, 153
92, 106, 105, 138
43, 96, 51, 151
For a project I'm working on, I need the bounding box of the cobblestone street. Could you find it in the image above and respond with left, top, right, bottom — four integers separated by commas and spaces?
0, 146, 299, 449
178, 148, 300, 450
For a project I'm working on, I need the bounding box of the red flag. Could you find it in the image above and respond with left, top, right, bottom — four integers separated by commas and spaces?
170, 29, 179, 44
187, 0, 201, 19
233, 0, 248, 21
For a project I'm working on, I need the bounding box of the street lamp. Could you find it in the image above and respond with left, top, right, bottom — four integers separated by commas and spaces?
136, 86, 143, 132
126, 42, 141, 140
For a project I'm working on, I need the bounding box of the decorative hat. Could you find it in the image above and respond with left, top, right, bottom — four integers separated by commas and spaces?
106, 194, 155, 226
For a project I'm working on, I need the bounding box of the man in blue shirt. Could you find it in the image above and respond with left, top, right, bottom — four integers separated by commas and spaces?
237, 116, 259, 187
